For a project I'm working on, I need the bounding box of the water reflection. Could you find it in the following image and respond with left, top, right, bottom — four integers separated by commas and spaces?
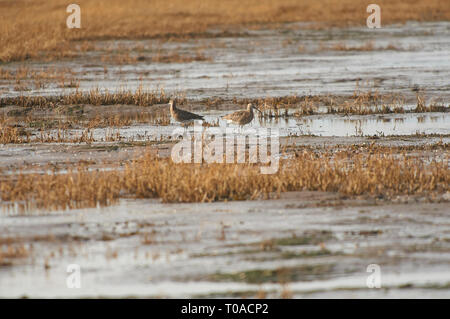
209, 112, 449, 137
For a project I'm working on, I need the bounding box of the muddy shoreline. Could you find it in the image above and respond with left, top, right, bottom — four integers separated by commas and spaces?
1, 195, 449, 298
1, 20, 449, 298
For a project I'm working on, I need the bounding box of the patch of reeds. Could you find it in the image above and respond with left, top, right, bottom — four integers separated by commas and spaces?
0, 86, 181, 108
316, 41, 408, 52
236, 91, 447, 117
1, 149, 448, 212
413, 94, 448, 113
151, 52, 211, 63
0, 115, 30, 143
85, 112, 171, 128
0, 66, 74, 81
101, 50, 212, 64
0, 244, 30, 266
0, 114, 123, 143
2, 86, 446, 116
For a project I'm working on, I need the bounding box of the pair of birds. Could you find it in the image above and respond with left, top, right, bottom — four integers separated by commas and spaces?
169, 100, 261, 128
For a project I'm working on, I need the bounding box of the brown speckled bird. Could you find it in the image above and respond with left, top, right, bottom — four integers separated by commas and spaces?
222, 103, 261, 128
169, 100, 204, 126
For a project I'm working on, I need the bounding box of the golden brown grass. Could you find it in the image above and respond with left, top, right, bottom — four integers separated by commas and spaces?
280, 284, 293, 299
0, 125, 27, 144
23, 109, 171, 128
1, 114, 129, 143
1, 149, 448, 212
252, 91, 447, 117
100, 50, 210, 65
0, 86, 178, 108
0, 129, 95, 144
85, 112, 171, 128
1, 84, 446, 115
1, 0, 449, 62
0, 91, 447, 144
0, 115, 98, 143
0, 120, 166, 145
317, 41, 407, 52
0, 66, 80, 90
0, 114, 30, 143
1, 164, 121, 211
0, 66, 74, 80
0, 244, 30, 266
323, 89, 406, 115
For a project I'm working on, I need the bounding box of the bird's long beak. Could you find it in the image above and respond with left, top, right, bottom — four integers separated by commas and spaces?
254, 106, 262, 114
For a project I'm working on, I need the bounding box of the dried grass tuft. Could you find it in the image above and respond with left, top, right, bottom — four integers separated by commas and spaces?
1, 149, 448, 212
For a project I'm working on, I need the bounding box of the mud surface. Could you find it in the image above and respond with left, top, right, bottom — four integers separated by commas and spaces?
0, 21, 449, 298
1, 194, 449, 298
1, 22, 449, 100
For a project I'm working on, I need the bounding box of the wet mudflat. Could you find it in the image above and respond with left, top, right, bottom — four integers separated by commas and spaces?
0, 194, 449, 298
0, 135, 448, 174
17, 111, 450, 140
0, 131, 448, 298
0, 21, 449, 100
0, 20, 449, 298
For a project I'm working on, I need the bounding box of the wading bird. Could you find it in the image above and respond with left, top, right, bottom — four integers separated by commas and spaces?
222, 103, 262, 129
169, 100, 204, 128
